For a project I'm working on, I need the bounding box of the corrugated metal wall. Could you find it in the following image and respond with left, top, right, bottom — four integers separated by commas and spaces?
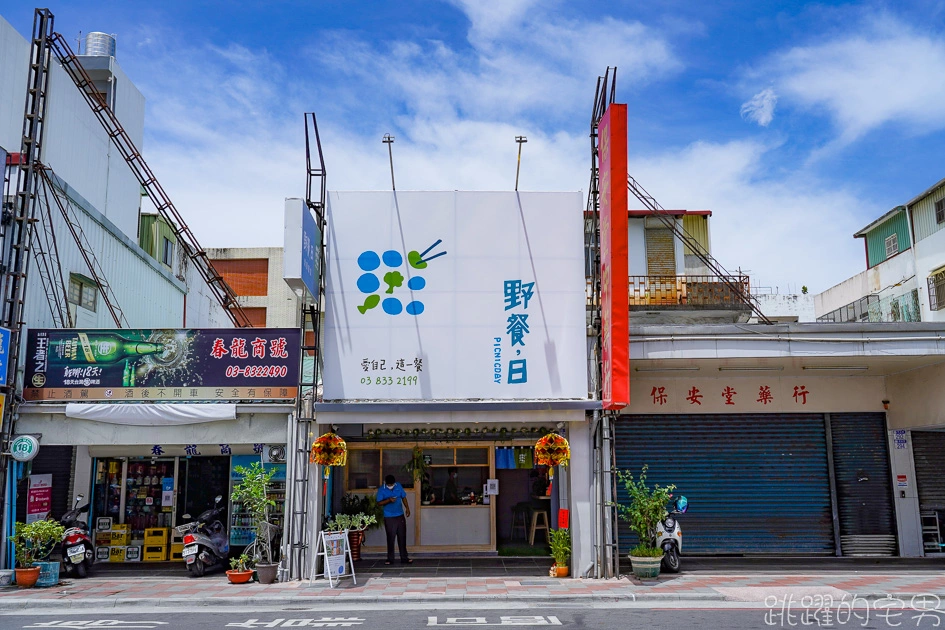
910, 183, 945, 243
865, 210, 911, 268
645, 228, 676, 276
615, 414, 834, 554
682, 215, 709, 255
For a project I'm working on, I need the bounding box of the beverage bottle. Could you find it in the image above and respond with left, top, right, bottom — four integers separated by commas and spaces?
48, 332, 166, 365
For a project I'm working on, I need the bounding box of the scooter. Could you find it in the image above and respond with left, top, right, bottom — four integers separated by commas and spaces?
177, 495, 229, 577
655, 495, 688, 573
60, 494, 94, 578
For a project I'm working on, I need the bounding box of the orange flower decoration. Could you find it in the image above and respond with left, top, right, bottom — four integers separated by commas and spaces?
310, 432, 347, 467
534, 433, 570, 478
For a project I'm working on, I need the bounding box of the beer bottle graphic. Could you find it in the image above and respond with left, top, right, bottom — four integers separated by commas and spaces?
49, 332, 165, 365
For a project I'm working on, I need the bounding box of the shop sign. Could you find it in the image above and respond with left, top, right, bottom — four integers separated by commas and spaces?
283, 198, 321, 300
26, 473, 52, 524
0, 325, 10, 386
897, 474, 908, 488
10, 433, 39, 462
323, 191, 587, 401
895, 429, 908, 450
598, 103, 630, 411
23, 328, 301, 402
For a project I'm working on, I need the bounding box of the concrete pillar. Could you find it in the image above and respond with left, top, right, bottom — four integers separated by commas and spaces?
889, 429, 923, 556
568, 420, 593, 577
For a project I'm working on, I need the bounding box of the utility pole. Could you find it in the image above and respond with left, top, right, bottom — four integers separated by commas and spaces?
382, 134, 395, 191
514, 136, 527, 191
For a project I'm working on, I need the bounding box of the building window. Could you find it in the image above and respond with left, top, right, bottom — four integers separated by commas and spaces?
885, 233, 899, 258
936, 199, 945, 225
161, 237, 174, 267
68, 274, 97, 312
929, 270, 945, 311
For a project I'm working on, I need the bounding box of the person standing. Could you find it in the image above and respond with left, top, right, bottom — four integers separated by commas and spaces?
376, 474, 412, 565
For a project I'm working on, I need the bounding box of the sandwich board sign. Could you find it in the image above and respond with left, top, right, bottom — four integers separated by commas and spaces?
309, 529, 356, 588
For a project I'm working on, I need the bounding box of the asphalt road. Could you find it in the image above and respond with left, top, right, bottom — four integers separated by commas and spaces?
0, 607, 925, 629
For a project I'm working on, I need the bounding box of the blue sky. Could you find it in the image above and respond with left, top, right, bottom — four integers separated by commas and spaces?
5, 1, 945, 292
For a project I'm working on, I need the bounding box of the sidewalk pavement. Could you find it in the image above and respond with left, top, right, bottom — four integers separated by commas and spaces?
2, 568, 945, 609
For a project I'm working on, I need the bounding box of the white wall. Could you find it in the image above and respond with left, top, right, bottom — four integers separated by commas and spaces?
755, 293, 816, 322
0, 17, 146, 242
0, 17, 28, 154
912, 227, 945, 322
814, 251, 916, 317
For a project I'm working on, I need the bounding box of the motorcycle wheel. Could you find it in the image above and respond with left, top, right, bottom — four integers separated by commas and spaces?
75, 561, 87, 578
188, 558, 205, 578
661, 546, 680, 573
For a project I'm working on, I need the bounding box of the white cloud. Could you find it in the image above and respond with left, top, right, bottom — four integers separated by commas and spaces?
120, 12, 872, 294
740, 87, 777, 127
754, 16, 945, 144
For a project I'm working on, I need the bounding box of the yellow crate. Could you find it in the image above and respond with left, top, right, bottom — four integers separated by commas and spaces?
110, 532, 130, 546
111, 523, 130, 533
143, 545, 167, 562
108, 546, 126, 563
95, 532, 112, 547
125, 546, 141, 562
169, 543, 184, 561
143, 527, 169, 545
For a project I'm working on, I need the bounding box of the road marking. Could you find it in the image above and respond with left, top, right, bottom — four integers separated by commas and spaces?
426, 617, 562, 626
23, 622, 170, 629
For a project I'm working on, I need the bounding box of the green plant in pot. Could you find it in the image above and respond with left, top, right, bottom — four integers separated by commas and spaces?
325, 505, 378, 562
616, 465, 675, 579
226, 553, 254, 584
8, 520, 65, 588
231, 462, 279, 584
548, 528, 571, 577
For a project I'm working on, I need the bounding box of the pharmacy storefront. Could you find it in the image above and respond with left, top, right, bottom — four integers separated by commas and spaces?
12, 327, 299, 567
315, 190, 594, 566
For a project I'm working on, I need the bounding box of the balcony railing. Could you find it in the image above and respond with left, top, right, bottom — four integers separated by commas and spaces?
586, 275, 751, 308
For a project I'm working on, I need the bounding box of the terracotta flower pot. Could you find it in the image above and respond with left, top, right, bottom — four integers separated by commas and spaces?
555, 565, 569, 578
15, 567, 40, 588
226, 569, 254, 584
348, 529, 365, 561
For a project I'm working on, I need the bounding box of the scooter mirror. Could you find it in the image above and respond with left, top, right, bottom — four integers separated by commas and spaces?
675, 496, 689, 513
214, 495, 223, 504
182, 514, 192, 520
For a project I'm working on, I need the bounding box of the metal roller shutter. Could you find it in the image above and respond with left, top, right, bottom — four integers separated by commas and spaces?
645, 228, 676, 276
913, 431, 945, 511
829, 413, 896, 556
15, 445, 76, 522
615, 414, 834, 554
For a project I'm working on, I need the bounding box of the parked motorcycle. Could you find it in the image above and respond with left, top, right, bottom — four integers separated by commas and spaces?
655, 495, 688, 573
60, 494, 94, 578
176, 495, 229, 577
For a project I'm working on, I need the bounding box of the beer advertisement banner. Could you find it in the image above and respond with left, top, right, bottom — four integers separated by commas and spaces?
25, 328, 301, 402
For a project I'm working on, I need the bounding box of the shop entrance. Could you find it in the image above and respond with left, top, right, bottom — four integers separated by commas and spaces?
495, 446, 551, 553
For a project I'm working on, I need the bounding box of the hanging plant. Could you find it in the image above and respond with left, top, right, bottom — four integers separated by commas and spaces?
412, 428, 421, 436
535, 433, 570, 479
463, 427, 472, 436
310, 432, 348, 479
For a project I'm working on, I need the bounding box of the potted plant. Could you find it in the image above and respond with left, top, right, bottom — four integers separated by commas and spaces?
8, 520, 65, 588
339, 493, 382, 560
548, 528, 571, 577
402, 446, 430, 488
616, 465, 676, 579
226, 553, 254, 584
231, 462, 279, 584
325, 509, 378, 561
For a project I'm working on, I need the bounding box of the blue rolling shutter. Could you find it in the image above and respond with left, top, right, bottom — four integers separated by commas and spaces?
615, 414, 834, 554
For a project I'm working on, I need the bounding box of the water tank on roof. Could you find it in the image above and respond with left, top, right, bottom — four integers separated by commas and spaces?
84, 32, 116, 58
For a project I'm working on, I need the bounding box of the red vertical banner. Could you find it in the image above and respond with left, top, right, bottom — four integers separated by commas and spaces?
598, 104, 629, 410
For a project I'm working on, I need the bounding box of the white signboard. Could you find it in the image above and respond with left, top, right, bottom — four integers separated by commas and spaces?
323, 191, 587, 401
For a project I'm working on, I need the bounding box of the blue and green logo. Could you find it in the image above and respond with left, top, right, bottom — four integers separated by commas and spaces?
356, 239, 446, 316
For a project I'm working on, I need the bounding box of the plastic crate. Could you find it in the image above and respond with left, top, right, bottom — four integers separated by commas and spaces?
143, 527, 169, 545
111, 523, 130, 533
95, 547, 110, 562
36, 561, 59, 587
94, 532, 112, 547
125, 546, 141, 562
109, 547, 126, 562
170, 543, 184, 561
143, 545, 167, 562
110, 532, 130, 546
